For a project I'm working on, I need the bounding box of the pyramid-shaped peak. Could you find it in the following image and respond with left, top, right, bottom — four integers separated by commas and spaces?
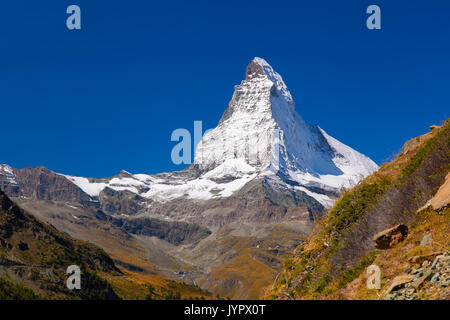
245, 57, 293, 103
195, 57, 378, 197
118, 170, 133, 178
245, 57, 273, 80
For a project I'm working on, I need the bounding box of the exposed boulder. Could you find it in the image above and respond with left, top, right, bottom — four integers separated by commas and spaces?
385, 275, 414, 294
374, 224, 409, 249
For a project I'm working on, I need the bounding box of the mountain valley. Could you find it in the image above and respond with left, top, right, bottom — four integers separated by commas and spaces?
3, 58, 440, 300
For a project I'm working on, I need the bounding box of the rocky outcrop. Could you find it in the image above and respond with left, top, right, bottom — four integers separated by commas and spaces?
110, 216, 212, 246
99, 187, 148, 215
270, 120, 450, 300
142, 178, 326, 230
384, 252, 450, 300
0, 166, 94, 208
409, 252, 443, 265
373, 224, 408, 249
329, 121, 450, 268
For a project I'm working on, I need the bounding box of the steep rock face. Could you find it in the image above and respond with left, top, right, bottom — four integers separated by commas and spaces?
141, 178, 325, 230
99, 187, 148, 215
0, 165, 94, 208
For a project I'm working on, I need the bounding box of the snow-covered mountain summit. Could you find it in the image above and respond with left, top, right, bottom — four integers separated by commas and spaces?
193, 57, 378, 200
1, 58, 378, 208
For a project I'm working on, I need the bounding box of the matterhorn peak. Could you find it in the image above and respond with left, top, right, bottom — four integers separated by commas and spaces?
245, 57, 267, 80
194, 57, 378, 197
245, 57, 293, 103
195, 57, 304, 173
57, 58, 378, 208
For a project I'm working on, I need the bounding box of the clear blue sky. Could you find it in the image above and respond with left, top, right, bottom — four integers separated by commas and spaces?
1, 0, 449, 177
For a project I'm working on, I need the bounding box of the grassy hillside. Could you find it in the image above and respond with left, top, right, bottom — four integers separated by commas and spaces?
267, 120, 450, 300
0, 277, 42, 300
0, 190, 213, 300
0, 189, 121, 299
104, 269, 214, 300
329, 206, 449, 300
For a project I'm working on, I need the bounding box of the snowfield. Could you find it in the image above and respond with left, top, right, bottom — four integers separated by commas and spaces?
0, 164, 18, 185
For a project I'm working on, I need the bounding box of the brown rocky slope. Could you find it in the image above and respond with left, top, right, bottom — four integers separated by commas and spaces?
268, 120, 450, 300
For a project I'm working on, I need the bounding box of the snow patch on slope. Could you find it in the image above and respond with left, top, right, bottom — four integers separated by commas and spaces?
142, 173, 257, 202
0, 164, 17, 184
202, 159, 255, 179
63, 176, 107, 197
62, 168, 257, 203
319, 127, 378, 178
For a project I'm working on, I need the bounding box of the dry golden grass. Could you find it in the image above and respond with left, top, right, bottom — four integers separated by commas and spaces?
103, 267, 213, 300
328, 207, 449, 300
207, 248, 277, 299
